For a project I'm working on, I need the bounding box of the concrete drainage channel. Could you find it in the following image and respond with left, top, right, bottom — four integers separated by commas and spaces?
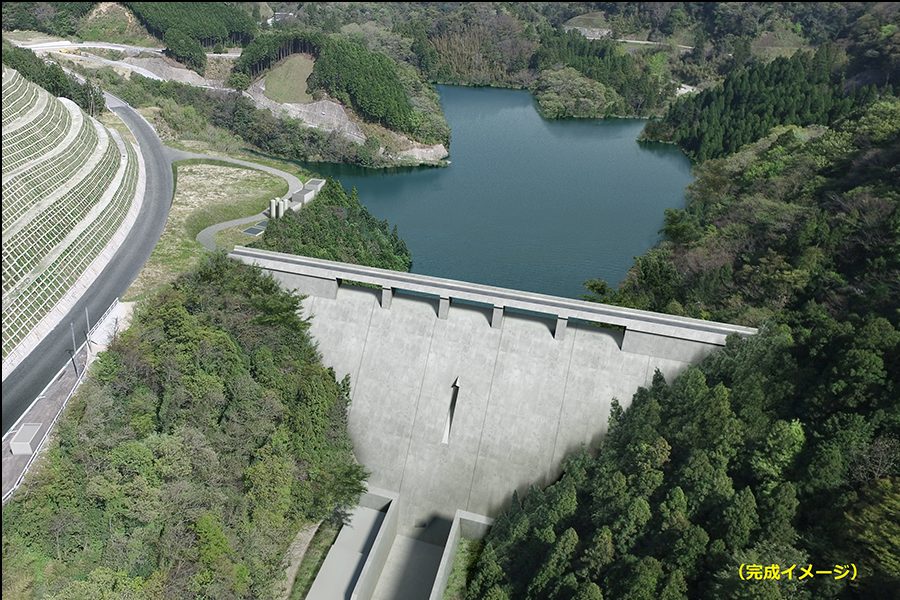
306, 487, 493, 600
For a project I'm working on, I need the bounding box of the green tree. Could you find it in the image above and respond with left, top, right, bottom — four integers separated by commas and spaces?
163, 27, 206, 73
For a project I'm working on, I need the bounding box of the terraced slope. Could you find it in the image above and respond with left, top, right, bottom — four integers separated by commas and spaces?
1, 67, 145, 371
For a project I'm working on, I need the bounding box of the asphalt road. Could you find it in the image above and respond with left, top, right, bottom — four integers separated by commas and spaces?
2, 94, 173, 434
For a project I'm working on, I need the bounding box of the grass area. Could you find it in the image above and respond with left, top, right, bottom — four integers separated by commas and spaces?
124, 159, 287, 301
264, 54, 315, 104
443, 538, 484, 600
565, 11, 611, 30
75, 2, 160, 47
751, 22, 808, 60
1, 30, 65, 43
288, 520, 341, 600
214, 223, 261, 252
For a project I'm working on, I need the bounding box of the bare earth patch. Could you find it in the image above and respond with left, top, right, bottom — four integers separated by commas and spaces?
124, 56, 219, 86
205, 55, 237, 81
752, 25, 808, 60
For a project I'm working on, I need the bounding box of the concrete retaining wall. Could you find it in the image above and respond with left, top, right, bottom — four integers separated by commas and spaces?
428, 511, 494, 600
351, 488, 399, 600
305, 178, 326, 192
291, 188, 315, 209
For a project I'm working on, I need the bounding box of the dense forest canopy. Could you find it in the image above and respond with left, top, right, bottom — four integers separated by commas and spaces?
252, 179, 413, 272
230, 29, 324, 80
123, 2, 255, 47
2, 255, 368, 598
464, 99, 900, 600
532, 66, 626, 118
643, 45, 879, 160
231, 30, 417, 136
161, 26, 206, 73
1, 1, 96, 36
534, 27, 673, 115
600, 100, 899, 326
310, 36, 415, 135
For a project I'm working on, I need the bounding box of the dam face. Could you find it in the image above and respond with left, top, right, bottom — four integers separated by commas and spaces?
302, 286, 692, 533
230, 248, 756, 598
229, 248, 760, 531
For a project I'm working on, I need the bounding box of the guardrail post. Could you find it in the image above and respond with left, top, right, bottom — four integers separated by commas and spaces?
491, 305, 504, 329
438, 296, 450, 319
381, 286, 392, 309
554, 316, 568, 340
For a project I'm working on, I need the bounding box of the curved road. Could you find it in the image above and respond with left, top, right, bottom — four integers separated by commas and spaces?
1, 93, 174, 434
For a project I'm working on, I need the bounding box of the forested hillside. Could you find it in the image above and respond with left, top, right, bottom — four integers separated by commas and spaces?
121, 2, 254, 73
2, 256, 368, 599
1, 2, 255, 74
230, 29, 448, 145
123, 2, 255, 46
463, 100, 900, 599
594, 100, 899, 325
91, 71, 384, 166
2, 3, 896, 114
532, 67, 625, 119
253, 180, 413, 272
642, 46, 878, 160
3, 2, 895, 154
288, 2, 895, 119
533, 28, 673, 115
1, 1, 96, 36
2, 41, 105, 114
311, 37, 414, 136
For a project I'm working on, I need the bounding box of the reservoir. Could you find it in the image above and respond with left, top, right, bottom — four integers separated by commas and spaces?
314, 85, 693, 299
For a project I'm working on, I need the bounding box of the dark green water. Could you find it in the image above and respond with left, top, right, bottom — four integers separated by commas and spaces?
313, 85, 693, 299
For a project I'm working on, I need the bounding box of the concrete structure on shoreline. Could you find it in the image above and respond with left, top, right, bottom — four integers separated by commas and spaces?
231, 247, 755, 598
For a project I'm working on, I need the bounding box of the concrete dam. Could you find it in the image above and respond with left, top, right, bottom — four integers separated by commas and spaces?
230, 247, 756, 599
